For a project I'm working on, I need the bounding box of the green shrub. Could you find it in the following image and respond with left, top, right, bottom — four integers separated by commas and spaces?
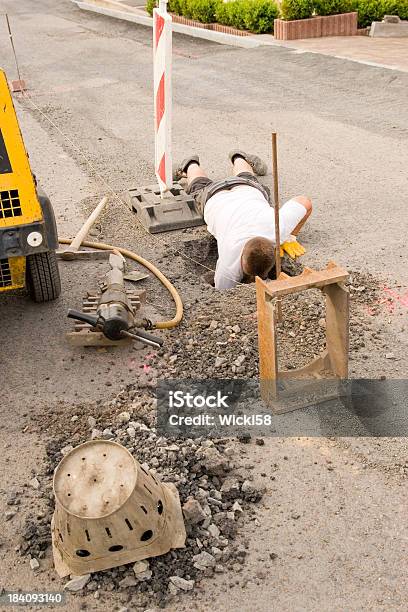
350, 0, 382, 24
243, 0, 279, 32
381, 0, 408, 19
148, 0, 278, 31
280, 0, 314, 20
350, 0, 408, 27
189, 0, 218, 22
215, 0, 247, 28
146, 0, 185, 16
215, 0, 278, 31
146, 0, 156, 15
314, 0, 353, 15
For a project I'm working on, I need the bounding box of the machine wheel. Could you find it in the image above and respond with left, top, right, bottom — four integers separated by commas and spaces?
26, 250, 61, 302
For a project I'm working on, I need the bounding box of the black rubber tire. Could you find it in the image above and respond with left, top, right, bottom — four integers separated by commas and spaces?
26, 250, 61, 302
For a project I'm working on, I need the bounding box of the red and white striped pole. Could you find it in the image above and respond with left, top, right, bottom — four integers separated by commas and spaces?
153, 0, 173, 195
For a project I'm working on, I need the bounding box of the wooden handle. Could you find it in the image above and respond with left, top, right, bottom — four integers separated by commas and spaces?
68, 196, 108, 252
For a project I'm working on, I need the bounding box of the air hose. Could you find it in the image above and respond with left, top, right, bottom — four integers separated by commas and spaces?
58, 238, 183, 330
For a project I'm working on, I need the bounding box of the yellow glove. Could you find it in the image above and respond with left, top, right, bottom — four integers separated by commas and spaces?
280, 235, 306, 259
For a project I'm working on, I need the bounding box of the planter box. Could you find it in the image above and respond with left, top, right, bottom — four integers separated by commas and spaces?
212, 23, 250, 36
274, 12, 358, 40
170, 14, 250, 36
171, 13, 211, 29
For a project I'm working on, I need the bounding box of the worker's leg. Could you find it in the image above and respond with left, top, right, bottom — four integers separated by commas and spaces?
180, 159, 213, 216
290, 195, 312, 236
186, 161, 209, 186
229, 150, 267, 176
232, 156, 254, 176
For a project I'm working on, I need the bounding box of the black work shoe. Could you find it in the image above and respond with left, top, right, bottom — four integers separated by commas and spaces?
229, 150, 267, 176
173, 155, 200, 181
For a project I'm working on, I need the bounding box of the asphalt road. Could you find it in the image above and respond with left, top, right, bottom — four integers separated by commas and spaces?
1, 0, 408, 610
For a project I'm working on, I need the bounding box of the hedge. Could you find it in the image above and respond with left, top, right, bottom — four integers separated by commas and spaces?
313, 0, 353, 15
147, 0, 279, 32
280, 0, 314, 19
352, 0, 408, 26
147, 0, 408, 29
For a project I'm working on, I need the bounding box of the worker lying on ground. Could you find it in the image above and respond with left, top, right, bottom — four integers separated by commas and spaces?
175, 151, 312, 290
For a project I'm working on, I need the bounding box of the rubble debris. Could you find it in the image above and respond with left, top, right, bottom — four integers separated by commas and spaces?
21, 406, 264, 608
183, 498, 207, 525
241, 480, 263, 502
169, 576, 195, 591
64, 574, 91, 592
193, 551, 216, 570
29, 477, 40, 490
29, 558, 40, 570
18, 271, 382, 607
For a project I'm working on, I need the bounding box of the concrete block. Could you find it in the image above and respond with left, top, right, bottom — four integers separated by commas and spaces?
370, 20, 408, 37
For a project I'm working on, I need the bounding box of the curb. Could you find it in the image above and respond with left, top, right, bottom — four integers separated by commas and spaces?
73, 1, 263, 48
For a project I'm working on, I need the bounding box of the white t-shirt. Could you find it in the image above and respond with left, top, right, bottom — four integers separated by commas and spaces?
204, 185, 305, 290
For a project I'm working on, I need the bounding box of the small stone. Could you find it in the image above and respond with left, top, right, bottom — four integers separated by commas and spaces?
119, 575, 138, 588
193, 551, 216, 570
207, 523, 220, 538
127, 427, 136, 438
197, 447, 228, 475
213, 511, 237, 537
71, 415, 79, 422
318, 318, 326, 329
118, 411, 131, 423
183, 498, 206, 524
91, 429, 102, 439
234, 355, 245, 367
169, 576, 195, 591
231, 325, 241, 333
30, 558, 40, 570
168, 582, 178, 595
61, 445, 73, 456
238, 432, 251, 444
86, 580, 98, 591
209, 320, 218, 330
88, 416, 96, 428
5, 510, 16, 521
64, 574, 91, 592
215, 357, 226, 368
29, 478, 40, 490
102, 428, 114, 439
220, 477, 240, 500
241, 480, 263, 502
232, 500, 243, 514
169, 355, 178, 364
133, 559, 149, 575
255, 438, 265, 446
385, 353, 396, 360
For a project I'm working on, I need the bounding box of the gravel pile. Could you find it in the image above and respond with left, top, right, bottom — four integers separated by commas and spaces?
17, 268, 383, 607
147, 270, 380, 378
19, 404, 264, 608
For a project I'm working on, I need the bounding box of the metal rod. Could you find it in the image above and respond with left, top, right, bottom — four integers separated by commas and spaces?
271, 132, 282, 321
121, 330, 162, 349
5, 14, 24, 88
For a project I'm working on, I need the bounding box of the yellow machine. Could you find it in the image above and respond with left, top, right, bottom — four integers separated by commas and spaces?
0, 69, 60, 302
